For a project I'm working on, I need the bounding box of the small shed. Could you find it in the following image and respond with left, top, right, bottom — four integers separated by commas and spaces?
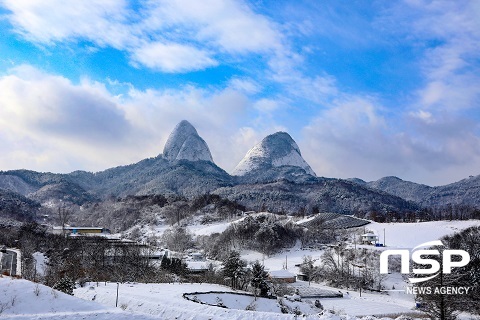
269, 270, 296, 283
361, 233, 379, 245
190, 252, 205, 261
296, 273, 309, 281
186, 260, 210, 274
186, 252, 212, 274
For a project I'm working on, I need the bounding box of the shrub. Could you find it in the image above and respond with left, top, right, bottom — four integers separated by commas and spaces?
52, 277, 75, 295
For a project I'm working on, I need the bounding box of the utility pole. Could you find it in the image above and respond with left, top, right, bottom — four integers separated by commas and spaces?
352, 263, 364, 297
383, 228, 386, 246
115, 283, 119, 307
9, 252, 14, 276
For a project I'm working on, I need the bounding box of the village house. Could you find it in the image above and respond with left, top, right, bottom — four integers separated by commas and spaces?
361, 233, 379, 245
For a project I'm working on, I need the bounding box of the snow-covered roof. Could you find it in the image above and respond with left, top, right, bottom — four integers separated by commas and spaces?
52, 226, 105, 231
269, 270, 296, 278
186, 261, 209, 271
361, 233, 378, 237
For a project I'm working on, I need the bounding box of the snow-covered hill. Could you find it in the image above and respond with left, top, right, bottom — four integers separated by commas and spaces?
0, 276, 158, 320
232, 132, 316, 177
163, 120, 214, 163
353, 174, 480, 208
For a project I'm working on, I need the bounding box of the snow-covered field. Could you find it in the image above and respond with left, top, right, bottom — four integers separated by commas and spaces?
366, 220, 480, 249
74, 281, 420, 319
74, 281, 351, 319
3, 275, 478, 320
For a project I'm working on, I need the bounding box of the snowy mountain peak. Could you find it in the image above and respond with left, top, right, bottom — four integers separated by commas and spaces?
232, 131, 316, 176
163, 120, 214, 162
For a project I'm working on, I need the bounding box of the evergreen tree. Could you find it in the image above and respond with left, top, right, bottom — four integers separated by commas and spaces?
53, 277, 75, 295
160, 255, 187, 277
222, 251, 246, 289
160, 255, 171, 270
250, 260, 270, 297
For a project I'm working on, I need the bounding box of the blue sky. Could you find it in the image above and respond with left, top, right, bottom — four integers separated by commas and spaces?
0, 0, 479, 186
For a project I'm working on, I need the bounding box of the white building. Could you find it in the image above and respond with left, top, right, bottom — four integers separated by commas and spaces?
361, 233, 379, 245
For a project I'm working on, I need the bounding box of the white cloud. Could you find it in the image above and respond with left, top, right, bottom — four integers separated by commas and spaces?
131, 42, 217, 73
269, 58, 339, 105
0, 65, 138, 172
142, 0, 282, 54
0, 0, 285, 73
386, 1, 480, 112
253, 99, 281, 113
0, 0, 133, 48
0, 65, 286, 173
0, 65, 129, 144
302, 94, 480, 186
228, 78, 261, 94
293, 0, 480, 185
409, 110, 434, 124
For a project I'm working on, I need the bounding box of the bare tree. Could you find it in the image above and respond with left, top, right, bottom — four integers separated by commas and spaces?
299, 255, 320, 286
57, 205, 72, 237
162, 226, 193, 252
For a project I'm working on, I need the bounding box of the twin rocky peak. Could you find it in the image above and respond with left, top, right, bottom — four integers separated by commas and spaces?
162, 120, 316, 177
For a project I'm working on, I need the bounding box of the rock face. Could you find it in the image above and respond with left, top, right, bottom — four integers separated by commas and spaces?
163, 120, 214, 162
232, 132, 316, 176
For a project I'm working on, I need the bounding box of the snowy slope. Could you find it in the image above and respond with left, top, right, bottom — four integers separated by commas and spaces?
163, 120, 214, 162
0, 174, 37, 195
232, 132, 316, 176
0, 276, 160, 320
187, 217, 479, 250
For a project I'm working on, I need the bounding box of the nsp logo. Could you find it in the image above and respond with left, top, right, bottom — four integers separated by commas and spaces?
380, 240, 470, 284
